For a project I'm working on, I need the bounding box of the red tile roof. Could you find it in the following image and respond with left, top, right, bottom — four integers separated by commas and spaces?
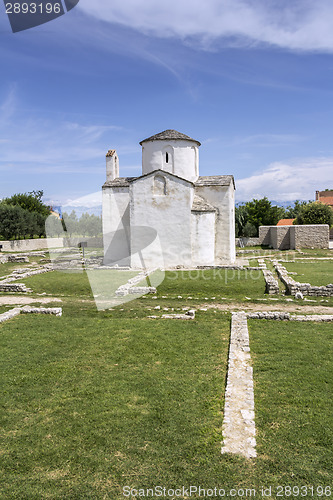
318, 196, 333, 206
277, 219, 295, 226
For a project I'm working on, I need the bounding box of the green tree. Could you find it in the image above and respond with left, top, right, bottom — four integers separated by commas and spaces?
235, 205, 248, 237
46, 214, 63, 238
78, 213, 102, 237
62, 211, 79, 237
1, 190, 50, 217
245, 197, 285, 235
0, 205, 26, 240
295, 202, 333, 226
285, 200, 311, 219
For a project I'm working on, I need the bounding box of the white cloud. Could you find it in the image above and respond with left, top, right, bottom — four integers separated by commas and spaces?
63, 191, 102, 208
0, 88, 123, 172
78, 0, 333, 52
236, 157, 333, 201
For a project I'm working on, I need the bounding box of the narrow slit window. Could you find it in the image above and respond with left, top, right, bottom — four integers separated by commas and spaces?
166, 152, 169, 164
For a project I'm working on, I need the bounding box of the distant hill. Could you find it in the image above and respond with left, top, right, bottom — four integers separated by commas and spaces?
236, 199, 311, 208
60, 205, 102, 218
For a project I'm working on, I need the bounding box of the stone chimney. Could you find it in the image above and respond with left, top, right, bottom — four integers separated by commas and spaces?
106, 150, 119, 181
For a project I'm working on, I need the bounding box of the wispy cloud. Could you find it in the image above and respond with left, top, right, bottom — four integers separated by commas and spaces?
236, 157, 333, 201
0, 84, 17, 125
78, 0, 333, 53
0, 87, 125, 173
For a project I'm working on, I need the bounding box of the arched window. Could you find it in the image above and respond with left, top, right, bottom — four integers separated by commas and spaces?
154, 174, 166, 196
162, 146, 173, 173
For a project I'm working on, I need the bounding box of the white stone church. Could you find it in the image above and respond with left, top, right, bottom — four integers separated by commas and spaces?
102, 130, 235, 269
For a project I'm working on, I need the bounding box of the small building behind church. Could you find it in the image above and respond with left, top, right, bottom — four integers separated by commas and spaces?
102, 130, 236, 269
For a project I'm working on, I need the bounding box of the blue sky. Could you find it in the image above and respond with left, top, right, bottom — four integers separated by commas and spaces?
1, 0, 333, 207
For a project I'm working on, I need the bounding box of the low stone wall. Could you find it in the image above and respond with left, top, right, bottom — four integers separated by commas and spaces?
247, 311, 333, 322
0, 306, 62, 324
0, 238, 64, 252
259, 224, 329, 250
262, 269, 280, 294
221, 311, 256, 459
0, 283, 32, 293
235, 237, 261, 247
21, 306, 62, 316
257, 258, 280, 294
8, 255, 29, 263
273, 261, 333, 297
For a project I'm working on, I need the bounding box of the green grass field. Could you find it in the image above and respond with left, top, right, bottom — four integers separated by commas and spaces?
0, 257, 333, 497
284, 260, 333, 286
250, 320, 333, 487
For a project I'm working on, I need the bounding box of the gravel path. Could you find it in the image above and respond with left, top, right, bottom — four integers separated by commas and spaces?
0, 296, 62, 305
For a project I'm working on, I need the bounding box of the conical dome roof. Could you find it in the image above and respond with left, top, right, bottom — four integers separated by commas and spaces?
140, 129, 201, 146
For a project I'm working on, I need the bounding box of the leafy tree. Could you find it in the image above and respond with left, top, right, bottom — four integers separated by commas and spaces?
285, 200, 311, 219
245, 197, 285, 235
1, 190, 50, 217
0, 191, 49, 239
0, 205, 26, 240
235, 205, 249, 237
78, 213, 102, 237
62, 211, 79, 237
295, 202, 333, 227
242, 221, 257, 237
46, 214, 63, 238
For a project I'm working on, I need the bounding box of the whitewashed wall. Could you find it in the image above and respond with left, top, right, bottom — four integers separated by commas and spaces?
0, 238, 64, 252
195, 184, 236, 264
142, 139, 199, 182
102, 187, 131, 266
191, 211, 215, 266
130, 172, 194, 268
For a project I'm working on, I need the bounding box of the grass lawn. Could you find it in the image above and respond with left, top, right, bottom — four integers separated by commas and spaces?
284, 260, 333, 286
297, 249, 333, 258
0, 307, 246, 498
0, 262, 23, 279
250, 319, 333, 487
155, 269, 265, 301
1, 261, 333, 497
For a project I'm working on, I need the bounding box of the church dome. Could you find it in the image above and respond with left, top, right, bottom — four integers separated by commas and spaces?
140, 129, 201, 146
140, 129, 200, 182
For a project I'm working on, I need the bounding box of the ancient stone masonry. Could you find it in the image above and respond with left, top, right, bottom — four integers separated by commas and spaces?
0, 306, 62, 324
222, 312, 256, 459
273, 260, 333, 297
258, 258, 280, 295
0, 283, 32, 293
259, 224, 329, 250
235, 237, 261, 247
7, 255, 29, 263
0, 307, 21, 323
247, 311, 333, 322
21, 306, 62, 316
0, 254, 30, 264
115, 270, 158, 297
103, 129, 236, 269
0, 263, 54, 293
